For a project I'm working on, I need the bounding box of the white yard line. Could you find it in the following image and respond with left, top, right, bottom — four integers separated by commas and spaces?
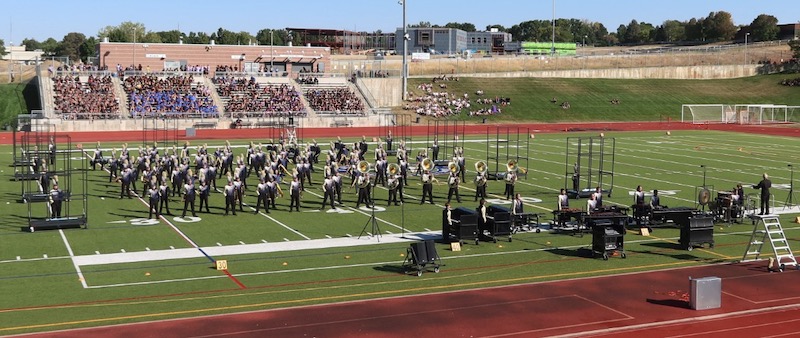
59, 229, 88, 289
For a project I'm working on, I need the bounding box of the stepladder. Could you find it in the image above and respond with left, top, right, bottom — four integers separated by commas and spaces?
742, 215, 798, 272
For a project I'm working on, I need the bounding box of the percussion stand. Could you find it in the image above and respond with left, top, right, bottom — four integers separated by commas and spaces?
700, 165, 707, 211
358, 180, 382, 241
785, 164, 796, 210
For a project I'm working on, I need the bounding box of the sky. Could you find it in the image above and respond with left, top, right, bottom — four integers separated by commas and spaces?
1, 0, 796, 43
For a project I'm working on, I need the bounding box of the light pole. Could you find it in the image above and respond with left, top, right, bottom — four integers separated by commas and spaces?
582, 35, 587, 48
744, 32, 750, 68
400, 0, 408, 101
551, 0, 556, 56
270, 30, 274, 73
132, 29, 136, 71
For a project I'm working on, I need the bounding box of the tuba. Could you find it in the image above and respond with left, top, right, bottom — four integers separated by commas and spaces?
448, 161, 460, 174
507, 160, 518, 172
388, 162, 400, 176
475, 160, 487, 174
421, 158, 434, 172
357, 160, 370, 174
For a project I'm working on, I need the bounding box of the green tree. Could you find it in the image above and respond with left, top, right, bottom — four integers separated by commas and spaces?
790, 40, 800, 59
657, 20, 686, 42
485, 24, 507, 32
184, 31, 211, 44
704, 11, 736, 41
79, 36, 97, 62
0, 39, 5, 57
444, 22, 476, 32
154, 30, 183, 44
22, 38, 41, 51
749, 14, 779, 42
623, 20, 641, 43
57, 32, 86, 62
256, 29, 284, 46
685, 18, 706, 41
98, 22, 146, 42
409, 21, 432, 28
40, 38, 60, 55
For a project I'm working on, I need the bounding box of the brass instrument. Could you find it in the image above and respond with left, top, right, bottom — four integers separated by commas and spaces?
357, 160, 370, 174
507, 160, 518, 173
448, 174, 459, 188
448, 161, 460, 174
475, 161, 487, 174
421, 158, 434, 172
388, 163, 400, 176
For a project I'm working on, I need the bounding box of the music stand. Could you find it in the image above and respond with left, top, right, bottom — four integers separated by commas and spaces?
358, 171, 382, 241
785, 164, 797, 210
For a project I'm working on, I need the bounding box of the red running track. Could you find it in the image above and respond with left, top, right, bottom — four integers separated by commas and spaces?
2, 121, 799, 145
17, 262, 800, 338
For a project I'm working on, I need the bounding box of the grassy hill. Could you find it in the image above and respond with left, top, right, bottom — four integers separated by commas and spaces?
407, 74, 800, 123
1, 74, 799, 127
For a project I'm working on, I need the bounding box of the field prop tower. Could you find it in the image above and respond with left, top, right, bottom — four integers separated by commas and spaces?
485, 126, 531, 181
564, 136, 616, 198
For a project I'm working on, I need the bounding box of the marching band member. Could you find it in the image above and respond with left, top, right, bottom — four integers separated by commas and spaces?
420, 170, 434, 205
91, 142, 104, 170
234, 176, 244, 212
457, 148, 466, 182
148, 182, 161, 219
399, 159, 409, 186
224, 178, 237, 216
386, 130, 393, 151
592, 186, 603, 208
504, 169, 517, 200
586, 193, 598, 215
49, 184, 63, 218
558, 188, 570, 210
475, 169, 487, 201
120, 166, 133, 199
477, 198, 489, 233
159, 173, 171, 215
387, 171, 400, 206
289, 176, 302, 212
447, 171, 461, 204
267, 175, 279, 209
198, 180, 210, 213
431, 137, 440, 161
512, 193, 524, 231
332, 170, 343, 206
321, 175, 336, 210
181, 177, 197, 218
255, 177, 270, 214
353, 171, 369, 208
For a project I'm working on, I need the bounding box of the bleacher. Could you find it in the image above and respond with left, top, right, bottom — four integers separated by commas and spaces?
51, 74, 121, 120
123, 74, 219, 119
212, 76, 307, 118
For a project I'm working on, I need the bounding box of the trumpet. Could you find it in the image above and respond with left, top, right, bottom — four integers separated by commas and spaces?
388, 162, 400, 176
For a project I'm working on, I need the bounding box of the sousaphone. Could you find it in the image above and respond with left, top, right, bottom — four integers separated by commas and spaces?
421, 158, 434, 172
388, 162, 400, 176
475, 160, 487, 174
448, 161, 460, 174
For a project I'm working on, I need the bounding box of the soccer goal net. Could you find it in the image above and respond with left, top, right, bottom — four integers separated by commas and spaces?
681, 104, 736, 124
733, 104, 795, 125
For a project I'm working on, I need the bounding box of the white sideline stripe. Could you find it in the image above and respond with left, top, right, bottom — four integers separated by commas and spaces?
72, 232, 438, 266
60, 230, 88, 289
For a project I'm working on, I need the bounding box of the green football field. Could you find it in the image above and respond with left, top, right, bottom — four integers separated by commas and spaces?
1, 129, 799, 334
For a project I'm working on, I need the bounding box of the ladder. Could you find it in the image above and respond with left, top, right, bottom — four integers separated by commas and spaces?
742, 216, 798, 272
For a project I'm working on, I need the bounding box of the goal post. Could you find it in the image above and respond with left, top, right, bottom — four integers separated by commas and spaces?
681, 104, 736, 124
734, 104, 791, 125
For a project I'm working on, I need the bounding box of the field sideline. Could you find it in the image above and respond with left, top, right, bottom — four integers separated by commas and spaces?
2, 124, 800, 335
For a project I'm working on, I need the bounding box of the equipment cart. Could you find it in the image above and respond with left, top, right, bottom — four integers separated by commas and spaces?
590, 219, 627, 260
680, 214, 714, 251
402, 240, 442, 276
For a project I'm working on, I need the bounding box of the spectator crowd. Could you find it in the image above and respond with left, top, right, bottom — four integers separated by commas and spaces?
212, 76, 306, 117
52, 75, 120, 120
123, 74, 218, 118
306, 88, 365, 114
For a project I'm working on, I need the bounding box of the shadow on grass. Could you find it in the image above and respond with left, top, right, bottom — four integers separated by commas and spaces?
374, 265, 407, 274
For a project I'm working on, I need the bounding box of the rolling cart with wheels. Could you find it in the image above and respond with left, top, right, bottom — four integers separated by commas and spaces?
591, 220, 626, 260
402, 240, 442, 276
680, 214, 714, 251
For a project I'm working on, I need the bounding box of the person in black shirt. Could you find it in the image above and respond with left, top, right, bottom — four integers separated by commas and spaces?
198, 180, 210, 213
753, 173, 772, 215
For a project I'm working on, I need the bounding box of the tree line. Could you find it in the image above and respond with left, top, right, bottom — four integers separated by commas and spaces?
0, 11, 793, 63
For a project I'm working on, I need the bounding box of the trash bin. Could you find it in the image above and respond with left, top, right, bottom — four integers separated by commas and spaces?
690, 276, 721, 310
